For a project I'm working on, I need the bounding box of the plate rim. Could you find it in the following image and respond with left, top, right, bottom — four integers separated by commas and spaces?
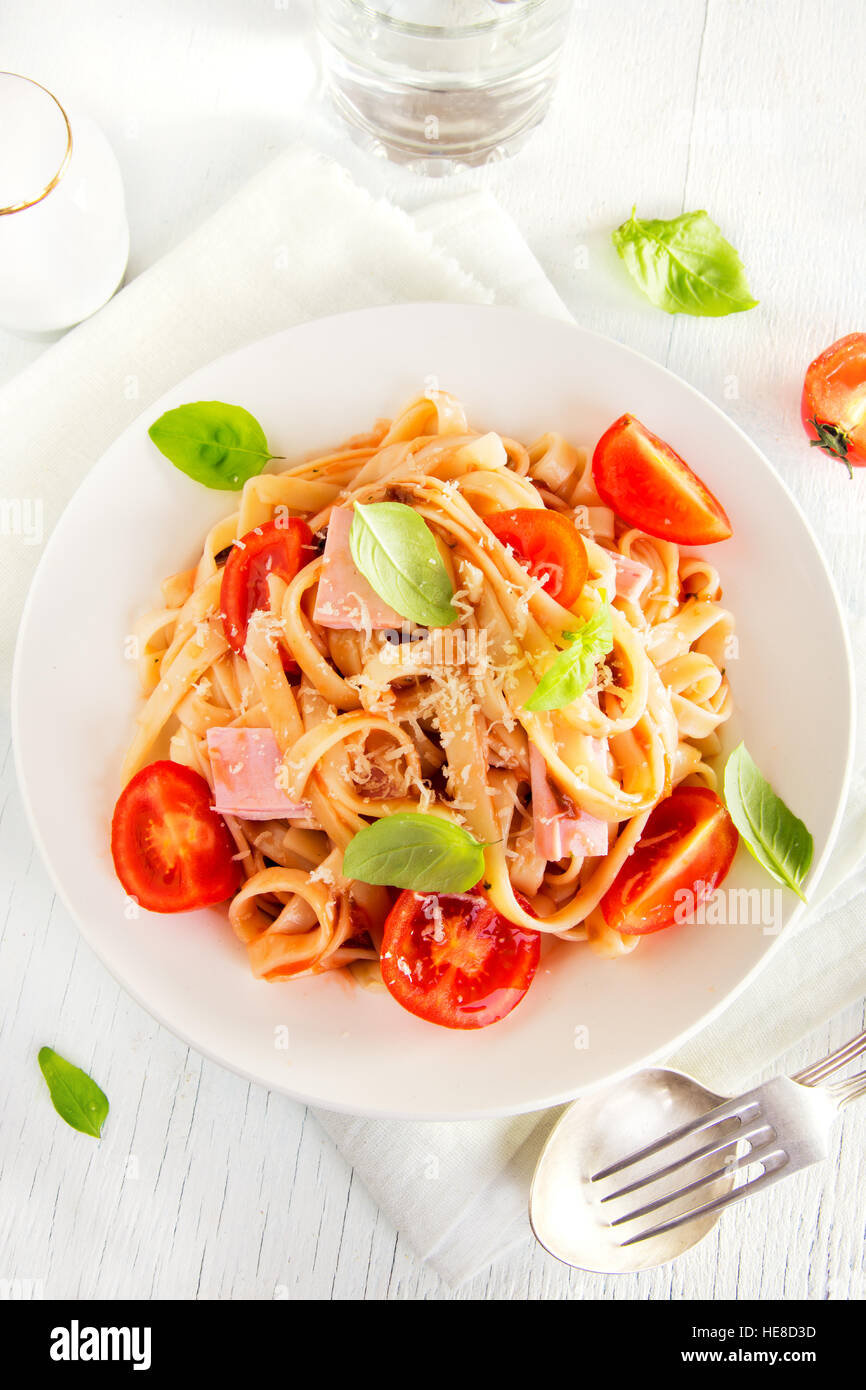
11, 301, 857, 1119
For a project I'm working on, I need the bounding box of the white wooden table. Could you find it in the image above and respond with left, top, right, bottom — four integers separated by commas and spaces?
1, 0, 865, 1301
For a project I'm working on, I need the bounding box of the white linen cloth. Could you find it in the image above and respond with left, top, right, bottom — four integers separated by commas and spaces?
1, 146, 863, 1287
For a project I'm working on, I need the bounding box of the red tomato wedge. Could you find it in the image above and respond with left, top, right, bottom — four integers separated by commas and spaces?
802, 332, 866, 476
111, 760, 241, 913
592, 414, 732, 545
220, 518, 316, 660
380, 888, 541, 1029
600, 786, 738, 936
485, 508, 588, 607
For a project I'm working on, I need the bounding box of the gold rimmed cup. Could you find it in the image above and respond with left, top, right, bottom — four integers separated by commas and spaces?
0, 72, 73, 216
0, 72, 129, 333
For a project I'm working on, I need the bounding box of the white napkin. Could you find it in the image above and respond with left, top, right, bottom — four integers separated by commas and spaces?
1, 145, 864, 1288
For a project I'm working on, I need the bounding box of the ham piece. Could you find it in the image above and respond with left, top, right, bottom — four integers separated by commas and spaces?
312, 505, 402, 631
611, 550, 653, 603
529, 743, 609, 861
206, 726, 310, 821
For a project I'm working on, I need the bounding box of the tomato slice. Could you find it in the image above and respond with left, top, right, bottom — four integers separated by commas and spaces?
380, 888, 541, 1029
600, 786, 738, 935
111, 760, 241, 913
220, 518, 316, 661
802, 332, 866, 475
592, 414, 732, 545
485, 508, 588, 607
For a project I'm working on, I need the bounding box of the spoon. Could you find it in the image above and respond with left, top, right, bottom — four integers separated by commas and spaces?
529, 1067, 734, 1273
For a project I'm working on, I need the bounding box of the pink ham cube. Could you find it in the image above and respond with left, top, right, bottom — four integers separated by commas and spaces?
206, 726, 310, 821
313, 506, 402, 631
611, 551, 653, 603
529, 744, 609, 862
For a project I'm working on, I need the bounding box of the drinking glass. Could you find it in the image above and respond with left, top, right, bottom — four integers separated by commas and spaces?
314, 0, 573, 173
0, 72, 129, 334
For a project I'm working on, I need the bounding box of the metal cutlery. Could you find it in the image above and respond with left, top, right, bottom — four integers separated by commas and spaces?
530, 1027, 866, 1273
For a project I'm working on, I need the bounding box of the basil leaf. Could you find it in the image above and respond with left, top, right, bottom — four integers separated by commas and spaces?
612, 209, 758, 317
38, 1047, 109, 1138
349, 502, 458, 627
148, 400, 273, 490
723, 743, 813, 900
343, 812, 485, 893
524, 599, 613, 712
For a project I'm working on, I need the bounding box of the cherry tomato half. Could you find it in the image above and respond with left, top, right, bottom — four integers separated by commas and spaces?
220, 518, 316, 660
380, 888, 541, 1029
600, 786, 738, 935
592, 415, 732, 545
802, 332, 866, 476
111, 760, 241, 913
486, 508, 588, 608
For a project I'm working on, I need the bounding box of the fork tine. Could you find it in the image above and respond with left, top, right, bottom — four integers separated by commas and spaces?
617, 1153, 789, 1246
589, 1093, 762, 1182
599, 1119, 774, 1204
607, 1138, 783, 1228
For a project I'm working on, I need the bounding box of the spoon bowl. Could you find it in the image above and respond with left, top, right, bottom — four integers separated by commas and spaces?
529, 1067, 735, 1273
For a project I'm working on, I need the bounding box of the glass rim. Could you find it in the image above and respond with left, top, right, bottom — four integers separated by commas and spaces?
320, 0, 558, 39
0, 71, 73, 217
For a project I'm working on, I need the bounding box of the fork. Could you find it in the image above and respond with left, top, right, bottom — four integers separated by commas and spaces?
589, 1027, 866, 1247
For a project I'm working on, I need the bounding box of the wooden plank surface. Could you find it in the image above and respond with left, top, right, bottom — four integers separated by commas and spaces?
1, 0, 864, 1300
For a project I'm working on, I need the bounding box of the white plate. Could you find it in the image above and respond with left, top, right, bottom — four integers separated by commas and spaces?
12, 304, 855, 1119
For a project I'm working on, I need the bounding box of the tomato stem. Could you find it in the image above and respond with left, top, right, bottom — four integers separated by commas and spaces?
807, 417, 854, 478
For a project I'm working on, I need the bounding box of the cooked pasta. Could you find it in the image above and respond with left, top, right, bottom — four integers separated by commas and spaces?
119, 391, 734, 989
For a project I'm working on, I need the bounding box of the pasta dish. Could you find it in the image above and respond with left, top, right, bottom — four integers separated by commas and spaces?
111, 390, 740, 1029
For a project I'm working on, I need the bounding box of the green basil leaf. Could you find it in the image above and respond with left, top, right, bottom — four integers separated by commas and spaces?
723, 743, 813, 900
524, 598, 613, 712
342, 812, 485, 893
38, 1047, 109, 1138
612, 209, 758, 317
349, 501, 458, 628
148, 400, 273, 490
